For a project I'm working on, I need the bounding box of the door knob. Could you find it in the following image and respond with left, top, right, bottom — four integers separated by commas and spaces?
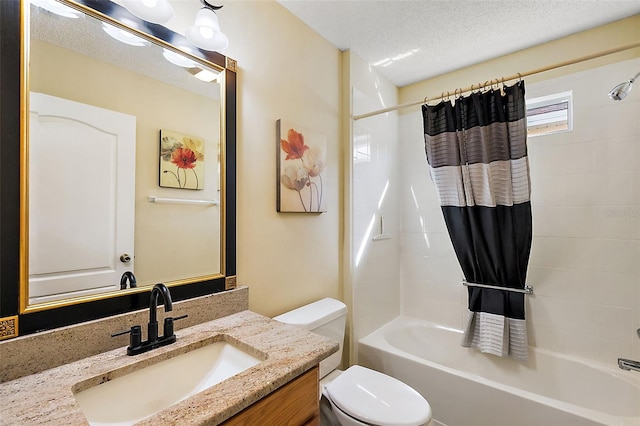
120, 253, 131, 263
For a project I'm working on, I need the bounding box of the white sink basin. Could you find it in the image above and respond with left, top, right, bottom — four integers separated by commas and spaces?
73, 338, 264, 426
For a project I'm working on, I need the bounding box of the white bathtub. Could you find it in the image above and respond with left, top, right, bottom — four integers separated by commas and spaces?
358, 316, 640, 426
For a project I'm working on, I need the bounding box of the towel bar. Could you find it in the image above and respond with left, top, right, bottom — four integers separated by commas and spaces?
462, 280, 533, 295
148, 196, 218, 206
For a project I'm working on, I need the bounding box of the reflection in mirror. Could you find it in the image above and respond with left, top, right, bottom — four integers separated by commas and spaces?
26, 0, 224, 307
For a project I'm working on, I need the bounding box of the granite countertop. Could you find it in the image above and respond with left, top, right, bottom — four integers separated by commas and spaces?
0, 310, 338, 425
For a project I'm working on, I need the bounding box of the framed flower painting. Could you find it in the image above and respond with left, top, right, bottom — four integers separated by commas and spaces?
277, 120, 327, 213
159, 129, 205, 190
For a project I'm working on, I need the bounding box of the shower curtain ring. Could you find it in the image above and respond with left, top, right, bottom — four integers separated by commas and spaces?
423, 95, 429, 105
517, 72, 522, 83
482, 80, 490, 91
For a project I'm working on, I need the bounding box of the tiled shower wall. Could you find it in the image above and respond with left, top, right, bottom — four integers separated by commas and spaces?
399, 58, 640, 365
350, 52, 401, 346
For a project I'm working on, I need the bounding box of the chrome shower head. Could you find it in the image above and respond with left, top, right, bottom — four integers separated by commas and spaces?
609, 71, 640, 101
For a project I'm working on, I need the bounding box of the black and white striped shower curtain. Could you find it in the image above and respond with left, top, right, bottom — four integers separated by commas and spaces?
422, 81, 532, 360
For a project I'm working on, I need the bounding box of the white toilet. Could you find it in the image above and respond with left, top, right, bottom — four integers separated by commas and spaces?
274, 298, 433, 426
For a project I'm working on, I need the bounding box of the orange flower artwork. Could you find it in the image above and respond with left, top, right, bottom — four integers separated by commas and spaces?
171, 147, 198, 169
280, 129, 309, 160
276, 120, 327, 213
159, 129, 205, 189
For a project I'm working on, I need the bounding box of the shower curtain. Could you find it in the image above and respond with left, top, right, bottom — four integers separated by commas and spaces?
422, 81, 532, 360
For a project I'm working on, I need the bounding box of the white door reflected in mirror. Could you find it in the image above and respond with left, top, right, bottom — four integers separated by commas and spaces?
28, 92, 136, 305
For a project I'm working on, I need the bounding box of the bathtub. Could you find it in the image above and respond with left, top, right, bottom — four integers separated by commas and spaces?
358, 316, 640, 426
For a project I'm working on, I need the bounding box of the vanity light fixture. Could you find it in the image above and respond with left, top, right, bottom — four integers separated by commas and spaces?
121, 0, 175, 24
102, 21, 148, 47
31, 0, 82, 18
185, 0, 229, 52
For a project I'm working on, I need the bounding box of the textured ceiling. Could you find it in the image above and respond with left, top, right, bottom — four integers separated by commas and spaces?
278, 0, 640, 87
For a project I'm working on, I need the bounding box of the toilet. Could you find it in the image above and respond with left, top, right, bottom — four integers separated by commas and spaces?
274, 298, 433, 426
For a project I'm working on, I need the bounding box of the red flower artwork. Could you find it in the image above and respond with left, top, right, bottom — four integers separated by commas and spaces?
280, 129, 309, 160
171, 147, 198, 169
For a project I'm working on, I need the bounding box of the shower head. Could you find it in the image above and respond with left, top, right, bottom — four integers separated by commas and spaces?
609, 71, 640, 101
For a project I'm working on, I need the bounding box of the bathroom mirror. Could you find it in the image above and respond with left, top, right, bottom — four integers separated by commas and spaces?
0, 0, 237, 336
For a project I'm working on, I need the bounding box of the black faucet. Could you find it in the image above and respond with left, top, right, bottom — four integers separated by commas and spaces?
119, 271, 137, 289
147, 283, 173, 342
111, 283, 188, 356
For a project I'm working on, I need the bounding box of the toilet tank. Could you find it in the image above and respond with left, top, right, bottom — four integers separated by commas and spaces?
273, 298, 347, 379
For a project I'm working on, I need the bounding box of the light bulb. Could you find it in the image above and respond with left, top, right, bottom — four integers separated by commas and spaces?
186, 8, 228, 52
102, 22, 147, 47
162, 49, 198, 68
121, 0, 174, 24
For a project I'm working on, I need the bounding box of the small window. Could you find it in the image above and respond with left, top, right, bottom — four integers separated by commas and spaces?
526, 91, 572, 137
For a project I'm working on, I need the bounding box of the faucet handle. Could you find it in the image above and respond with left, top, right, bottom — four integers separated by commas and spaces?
163, 315, 188, 339
111, 325, 142, 348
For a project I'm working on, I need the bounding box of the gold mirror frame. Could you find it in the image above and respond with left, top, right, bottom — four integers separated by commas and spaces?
0, 0, 237, 337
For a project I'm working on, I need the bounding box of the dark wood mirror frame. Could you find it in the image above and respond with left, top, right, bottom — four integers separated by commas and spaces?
0, 0, 237, 338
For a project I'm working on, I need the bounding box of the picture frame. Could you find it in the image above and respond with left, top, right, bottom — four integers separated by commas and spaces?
276, 119, 327, 213
159, 129, 205, 190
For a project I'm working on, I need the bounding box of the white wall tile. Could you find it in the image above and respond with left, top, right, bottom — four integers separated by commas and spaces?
594, 137, 640, 172
532, 206, 564, 236
594, 305, 635, 342
563, 173, 597, 205
589, 271, 640, 309
530, 176, 566, 206
594, 172, 633, 205
593, 205, 640, 240
528, 144, 564, 176
561, 142, 596, 175
596, 337, 633, 365
563, 332, 599, 360
528, 325, 564, 352
595, 239, 640, 275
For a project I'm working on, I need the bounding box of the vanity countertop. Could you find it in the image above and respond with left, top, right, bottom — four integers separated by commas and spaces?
0, 310, 338, 425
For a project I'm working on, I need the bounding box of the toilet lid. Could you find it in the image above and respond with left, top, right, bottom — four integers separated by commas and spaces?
324, 365, 431, 426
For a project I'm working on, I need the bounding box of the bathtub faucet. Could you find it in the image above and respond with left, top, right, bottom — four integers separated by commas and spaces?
618, 358, 640, 373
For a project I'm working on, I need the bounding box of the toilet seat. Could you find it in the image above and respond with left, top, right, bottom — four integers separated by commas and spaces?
324, 365, 432, 426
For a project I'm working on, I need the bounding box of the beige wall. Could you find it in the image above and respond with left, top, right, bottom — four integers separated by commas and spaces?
209, 2, 343, 316
113, 0, 343, 316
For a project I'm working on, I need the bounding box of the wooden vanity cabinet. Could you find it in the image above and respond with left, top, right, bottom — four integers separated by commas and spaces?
222, 366, 319, 425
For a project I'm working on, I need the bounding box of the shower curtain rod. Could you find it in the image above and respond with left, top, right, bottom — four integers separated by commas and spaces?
353, 40, 640, 121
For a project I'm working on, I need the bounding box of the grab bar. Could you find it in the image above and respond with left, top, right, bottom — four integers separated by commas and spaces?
462, 280, 533, 295
148, 196, 218, 206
